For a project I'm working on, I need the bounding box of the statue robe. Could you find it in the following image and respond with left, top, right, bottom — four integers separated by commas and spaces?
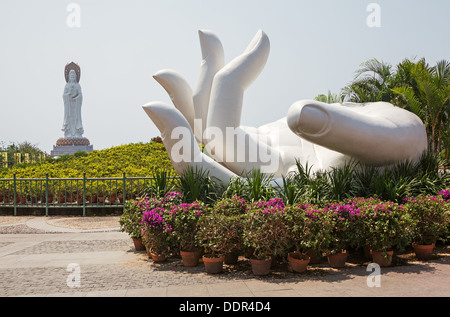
62, 81, 84, 138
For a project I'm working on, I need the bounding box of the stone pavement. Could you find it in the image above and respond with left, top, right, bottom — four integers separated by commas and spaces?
0, 216, 449, 298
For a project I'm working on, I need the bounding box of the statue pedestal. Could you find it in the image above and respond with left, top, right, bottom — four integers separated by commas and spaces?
50, 138, 93, 157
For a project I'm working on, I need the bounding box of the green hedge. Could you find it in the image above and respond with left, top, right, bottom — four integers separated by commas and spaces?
0, 142, 175, 179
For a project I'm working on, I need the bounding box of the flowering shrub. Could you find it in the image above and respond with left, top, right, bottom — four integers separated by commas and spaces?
196, 212, 244, 257
123, 188, 450, 266
120, 191, 182, 242
119, 199, 146, 239
438, 189, 450, 201
360, 200, 414, 252
321, 200, 367, 254
159, 191, 184, 207
141, 207, 172, 254
212, 195, 248, 215
283, 204, 326, 254
404, 195, 450, 244
168, 201, 207, 252
242, 202, 291, 260
248, 198, 285, 212
300, 204, 333, 256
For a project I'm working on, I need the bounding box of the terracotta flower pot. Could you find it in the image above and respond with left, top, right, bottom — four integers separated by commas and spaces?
132, 238, 146, 251
288, 252, 310, 273
109, 194, 117, 204
180, 250, 201, 267
203, 255, 225, 274
371, 250, 394, 267
87, 195, 97, 203
250, 257, 272, 276
327, 250, 348, 268
412, 243, 435, 260
149, 251, 167, 263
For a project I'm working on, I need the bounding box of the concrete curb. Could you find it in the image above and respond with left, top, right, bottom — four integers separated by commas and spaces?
25, 217, 120, 233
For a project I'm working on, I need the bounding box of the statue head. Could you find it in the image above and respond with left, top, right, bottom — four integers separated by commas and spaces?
68, 70, 77, 83
64, 62, 81, 83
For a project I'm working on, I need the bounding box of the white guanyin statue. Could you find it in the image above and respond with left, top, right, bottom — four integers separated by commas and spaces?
62, 66, 84, 139
142, 30, 428, 185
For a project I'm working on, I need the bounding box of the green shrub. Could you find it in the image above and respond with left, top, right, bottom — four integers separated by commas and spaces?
242, 198, 291, 260
404, 195, 450, 245
196, 212, 244, 257
179, 166, 221, 204
119, 200, 146, 240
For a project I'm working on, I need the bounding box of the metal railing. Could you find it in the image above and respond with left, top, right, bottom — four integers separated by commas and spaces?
0, 173, 177, 216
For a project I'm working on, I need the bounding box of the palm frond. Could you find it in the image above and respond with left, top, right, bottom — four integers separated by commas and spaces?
391, 86, 424, 120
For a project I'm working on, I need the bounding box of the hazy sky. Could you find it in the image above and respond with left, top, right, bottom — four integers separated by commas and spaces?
0, 0, 449, 154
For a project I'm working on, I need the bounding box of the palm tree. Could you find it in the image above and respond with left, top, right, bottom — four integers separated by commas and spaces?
341, 58, 396, 102
342, 57, 450, 159
392, 59, 450, 154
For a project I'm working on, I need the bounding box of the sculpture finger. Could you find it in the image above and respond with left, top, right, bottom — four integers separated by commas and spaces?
193, 30, 224, 137
153, 70, 197, 139
207, 30, 270, 131
142, 101, 237, 185
286, 100, 428, 165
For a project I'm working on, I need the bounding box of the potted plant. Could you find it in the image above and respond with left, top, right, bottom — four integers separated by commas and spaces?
46, 191, 54, 204
363, 200, 414, 266
119, 199, 147, 251
106, 189, 117, 204
118, 191, 124, 204
320, 201, 364, 268
86, 193, 97, 204
212, 196, 248, 264
283, 205, 327, 272
196, 212, 244, 273
404, 195, 449, 259
97, 194, 104, 203
141, 206, 172, 262
344, 197, 385, 258
168, 201, 206, 267
242, 199, 291, 275
95, 182, 105, 203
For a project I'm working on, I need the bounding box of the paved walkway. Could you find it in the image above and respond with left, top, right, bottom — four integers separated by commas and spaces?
0, 216, 449, 298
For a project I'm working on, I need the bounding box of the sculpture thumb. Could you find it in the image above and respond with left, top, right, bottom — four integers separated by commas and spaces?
287, 100, 428, 165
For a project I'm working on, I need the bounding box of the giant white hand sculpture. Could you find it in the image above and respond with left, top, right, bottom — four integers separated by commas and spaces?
143, 30, 427, 185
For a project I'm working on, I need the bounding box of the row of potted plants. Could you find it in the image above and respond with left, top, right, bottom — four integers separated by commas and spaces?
120, 190, 450, 275
0, 191, 131, 205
